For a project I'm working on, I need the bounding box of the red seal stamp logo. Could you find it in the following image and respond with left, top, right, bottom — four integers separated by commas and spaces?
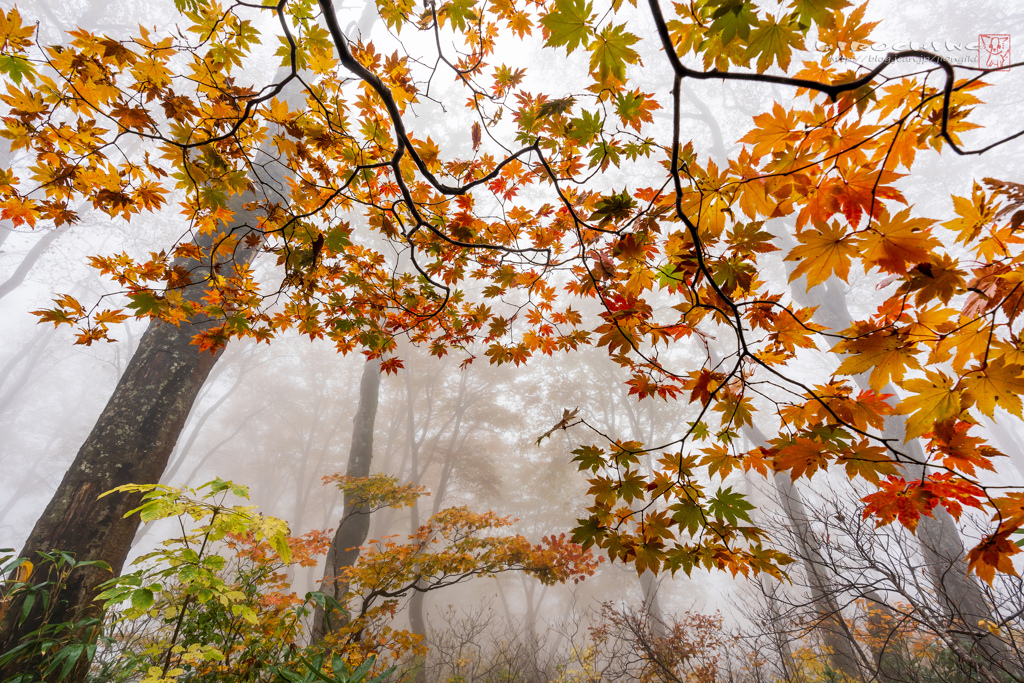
979, 34, 1011, 69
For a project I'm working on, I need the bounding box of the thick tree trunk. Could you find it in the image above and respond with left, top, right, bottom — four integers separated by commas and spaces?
311, 358, 381, 642
0, 295, 227, 677
0, 156, 288, 677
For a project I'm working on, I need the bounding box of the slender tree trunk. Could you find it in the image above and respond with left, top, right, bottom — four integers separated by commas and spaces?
758, 575, 805, 683
740, 417, 870, 683
0, 224, 69, 300
398, 370, 432, 644
741, 469, 806, 683
0, 325, 53, 415
742, 416, 867, 681
771, 472, 868, 682
638, 570, 667, 640
311, 358, 381, 642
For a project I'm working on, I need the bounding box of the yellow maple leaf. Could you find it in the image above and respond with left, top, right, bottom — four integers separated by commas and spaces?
962, 357, 1024, 418
786, 220, 858, 287
835, 330, 921, 393
942, 182, 994, 244
896, 370, 962, 439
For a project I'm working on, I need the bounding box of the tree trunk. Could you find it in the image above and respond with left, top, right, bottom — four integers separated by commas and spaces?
742, 417, 868, 681
311, 358, 381, 642
0, 223, 69, 301
773, 228, 1016, 675
0, 159, 288, 678
758, 575, 806, 683
0, 290, 228, 677
0, 325, 53, 415
638, 570, 667, 640
815, 281, 1016, 674
763, 446, 868, 682
403, 370, 428, 682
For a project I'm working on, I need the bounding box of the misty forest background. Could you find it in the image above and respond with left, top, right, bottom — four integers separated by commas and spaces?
2, 0, 1024, 681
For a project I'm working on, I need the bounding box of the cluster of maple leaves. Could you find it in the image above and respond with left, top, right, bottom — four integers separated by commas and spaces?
1, 0, 1023, 583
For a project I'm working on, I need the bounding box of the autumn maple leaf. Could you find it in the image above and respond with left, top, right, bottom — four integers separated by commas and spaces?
786, 220, 857, 286
896, 370, 962, 440
859, 207, 940, 275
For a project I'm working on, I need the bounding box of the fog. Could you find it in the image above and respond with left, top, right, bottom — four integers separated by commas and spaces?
2, 0, 1024, 681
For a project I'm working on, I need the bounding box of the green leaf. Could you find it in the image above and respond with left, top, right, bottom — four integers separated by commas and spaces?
586, 140, 622, 170
567, 109, 602, 145
617, 470, 646, 503
537, 96, 576, 120
130, 588, 154, 612
19, 590, 35, 624
590, 189, 636, 226
56, 643, 86, 680
202, 555, 226, 571
589, 24, 640, 84
540, 0, 594, 54
571, 516, 607, 549
669, 501, 704, 536
366, 665, 399, 683
571, 445, 606, 472
124, 291, 164, 318
743, 15, 805, 73
705, 0, 758, 44
440, 0, 477, 32
664, 547, 696, 576
690, 420, 711, 440
274, 669, 305, 683
788, 0, 851, 29
708, 486, 755, 526
0, 55, 35, 85
615, 90, 656, 129
324, 227, 352, 253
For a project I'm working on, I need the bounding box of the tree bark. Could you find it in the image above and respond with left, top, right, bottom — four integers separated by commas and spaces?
311, 358, 381, 642
0, 287, 228, 676
0, 167, 286, 678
